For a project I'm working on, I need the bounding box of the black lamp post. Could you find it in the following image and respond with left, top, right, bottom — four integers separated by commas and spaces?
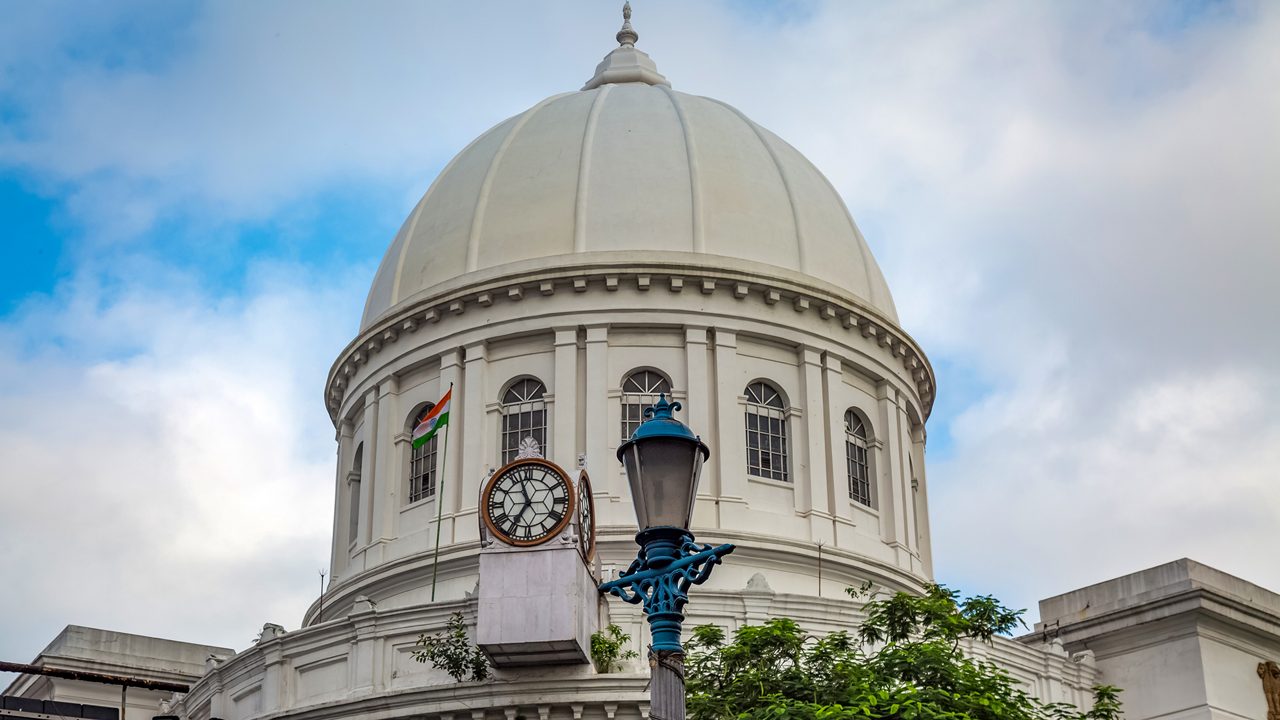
598, 395, 735, 720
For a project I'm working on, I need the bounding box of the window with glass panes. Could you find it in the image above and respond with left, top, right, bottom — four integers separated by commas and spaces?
744, 381, 789, 481
845, 410, 872, 506
500, 378, 548, 464
408, 404, 439, 503
621, 370, 672, 442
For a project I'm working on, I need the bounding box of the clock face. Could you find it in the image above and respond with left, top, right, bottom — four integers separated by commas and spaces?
482, 458, 575, 546
577, 470, 596, 561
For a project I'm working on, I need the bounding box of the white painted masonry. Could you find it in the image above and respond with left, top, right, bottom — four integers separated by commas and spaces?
6, 13, 1278, 720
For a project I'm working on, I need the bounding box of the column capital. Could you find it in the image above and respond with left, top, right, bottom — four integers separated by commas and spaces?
378, 375, 398, 397
553, 327, 579, 346
464, 341, 487, 362
684, 325, 710, 345
439, 347, 463, 370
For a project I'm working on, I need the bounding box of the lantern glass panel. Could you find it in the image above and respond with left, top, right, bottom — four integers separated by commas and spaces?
623, 437, 704, 530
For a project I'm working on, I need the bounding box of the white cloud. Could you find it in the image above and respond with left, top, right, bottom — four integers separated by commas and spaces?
0, 2, 627, 235
0, 0, 1277, 660
0, 263, 367, 662
933, 366, 1280, 615
650, 1, 1280, 613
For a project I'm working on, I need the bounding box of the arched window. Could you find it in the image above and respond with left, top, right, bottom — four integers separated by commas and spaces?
621, 370, 672, 441
845, 410, 872, 506
745, 381, 788, 482
408, 404, 439, 504
501, 378, 548, 464
348, 443, 363, 543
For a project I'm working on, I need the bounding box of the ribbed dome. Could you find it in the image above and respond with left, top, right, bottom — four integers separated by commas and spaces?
361, 55, 898, 331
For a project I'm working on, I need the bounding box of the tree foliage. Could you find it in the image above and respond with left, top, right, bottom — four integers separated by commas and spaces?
411, 612, 490, 682
591, 623, 639, 673
685, 584, 1122, 720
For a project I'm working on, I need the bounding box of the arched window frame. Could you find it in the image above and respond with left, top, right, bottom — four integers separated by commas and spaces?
620, 368, 673, 442
844, 409, 873, 507
744, 380, 789, 482
500, 377, 549, 464
407, 403, 439, 504
348, 443, 363, 546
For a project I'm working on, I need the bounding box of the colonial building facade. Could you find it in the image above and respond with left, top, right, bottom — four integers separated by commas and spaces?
6, 10, 1279, 720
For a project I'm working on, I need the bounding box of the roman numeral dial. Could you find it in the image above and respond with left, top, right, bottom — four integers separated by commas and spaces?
481, 458, 575, 546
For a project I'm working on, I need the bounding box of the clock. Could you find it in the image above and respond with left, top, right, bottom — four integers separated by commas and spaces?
482, 458, 575, 546
577, 470, 596, 561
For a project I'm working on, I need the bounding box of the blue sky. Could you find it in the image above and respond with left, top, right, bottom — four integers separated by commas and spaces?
0, 173, 65, 313
1, 0, 1277, 666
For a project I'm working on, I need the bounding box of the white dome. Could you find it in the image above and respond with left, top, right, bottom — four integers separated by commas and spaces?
361, 60, 898, 331
315, 18, 938, 679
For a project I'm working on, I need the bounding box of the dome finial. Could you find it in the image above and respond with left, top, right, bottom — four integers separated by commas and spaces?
617, 2, 638, 47
583, 1, 668, 90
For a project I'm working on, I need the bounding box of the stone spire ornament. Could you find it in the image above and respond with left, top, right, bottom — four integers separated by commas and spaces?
583, 1, 670, 90
617, 2, 638, 47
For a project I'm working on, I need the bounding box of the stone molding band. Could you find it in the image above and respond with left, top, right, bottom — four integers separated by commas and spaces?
305, 525, 930, 629
327, 263, 936, 421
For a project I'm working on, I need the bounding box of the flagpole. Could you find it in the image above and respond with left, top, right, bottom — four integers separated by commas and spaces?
430, 382, 454, 602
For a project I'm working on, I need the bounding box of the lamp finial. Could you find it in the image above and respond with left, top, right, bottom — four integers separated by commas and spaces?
645, 393, 681, 420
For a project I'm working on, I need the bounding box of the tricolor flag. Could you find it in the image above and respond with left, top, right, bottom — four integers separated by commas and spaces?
412, 388, 452, 448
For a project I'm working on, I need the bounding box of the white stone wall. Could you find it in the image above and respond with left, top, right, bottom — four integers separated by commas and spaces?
317, 263, 934, 624
181, 600, 651, 720
175, 590, 1099, 720
4, 626, 232, 720
1029, 558, 1280, 720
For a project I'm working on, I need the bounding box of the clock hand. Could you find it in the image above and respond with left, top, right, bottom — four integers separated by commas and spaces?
518, 478, 532, 519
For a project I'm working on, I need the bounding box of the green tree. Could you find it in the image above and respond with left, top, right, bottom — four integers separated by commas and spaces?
591, 623, 639, 673
685, 584, 1122, 720
411, 612, 490, 682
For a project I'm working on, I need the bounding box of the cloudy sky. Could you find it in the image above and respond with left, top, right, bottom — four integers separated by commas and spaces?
1, 0, 1277, 670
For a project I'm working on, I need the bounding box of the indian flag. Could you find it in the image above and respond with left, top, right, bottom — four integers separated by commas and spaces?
412, 388, 452, 448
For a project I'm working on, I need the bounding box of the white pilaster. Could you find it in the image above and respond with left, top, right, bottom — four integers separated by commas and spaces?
331, 420, 354, 581
876, 382, 909, 565
799, 346, 833, 543
553, 327, 579, 475
823, 354, 851, 522
712, 329, 748, 526
439, 348, 463, 543
584, 325, 610, 493
459, 342, 488, 528
893, 394, 918, 569
911, 423, 933, 577
373, 375, 400, 548
260, 640, 284, 713
359, 389, 378, 550
684, 326, 715, 528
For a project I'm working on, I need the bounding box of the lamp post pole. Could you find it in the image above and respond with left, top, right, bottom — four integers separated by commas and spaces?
598, 396, 735, 720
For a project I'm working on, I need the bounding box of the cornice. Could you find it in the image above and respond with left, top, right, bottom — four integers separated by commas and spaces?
183, 598, 651, 720
304, 523, 929, 627
325, 260, 936, 424
1018, 585, 1280, 651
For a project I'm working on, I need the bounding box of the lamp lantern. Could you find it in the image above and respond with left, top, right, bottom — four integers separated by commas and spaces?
616, 394, 710, 532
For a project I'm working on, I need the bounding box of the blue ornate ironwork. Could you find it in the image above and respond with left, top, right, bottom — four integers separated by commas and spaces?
599, 526, 735, 653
